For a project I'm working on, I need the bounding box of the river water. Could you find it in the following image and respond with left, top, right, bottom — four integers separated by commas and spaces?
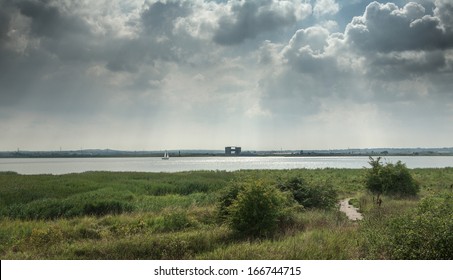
0, 156, 452, 175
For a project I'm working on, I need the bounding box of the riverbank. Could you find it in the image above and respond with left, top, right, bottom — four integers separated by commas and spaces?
0, 168, 451, 259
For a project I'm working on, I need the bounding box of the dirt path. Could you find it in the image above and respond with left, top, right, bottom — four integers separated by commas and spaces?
339, 198, 363, 221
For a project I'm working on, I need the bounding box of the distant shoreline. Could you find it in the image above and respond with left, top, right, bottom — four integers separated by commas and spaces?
0, 148, 453, 158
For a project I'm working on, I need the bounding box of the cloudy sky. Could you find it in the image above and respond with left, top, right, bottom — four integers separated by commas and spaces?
1, 0, 452, 151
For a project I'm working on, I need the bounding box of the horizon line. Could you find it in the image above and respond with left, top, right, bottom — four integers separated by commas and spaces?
2, 147, 453, 153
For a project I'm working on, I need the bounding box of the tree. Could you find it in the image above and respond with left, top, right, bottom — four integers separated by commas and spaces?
366, 157, 385, 200
365, 157, 419, 199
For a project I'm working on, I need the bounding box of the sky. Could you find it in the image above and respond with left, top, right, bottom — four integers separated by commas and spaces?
0, 0, 452, 151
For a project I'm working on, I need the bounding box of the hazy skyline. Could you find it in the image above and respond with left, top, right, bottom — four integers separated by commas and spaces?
1, 0, 452, 151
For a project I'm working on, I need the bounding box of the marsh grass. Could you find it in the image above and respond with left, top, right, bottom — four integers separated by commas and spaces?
197, 221, 360, 260
1, 167, 452, 259
0, 208, 228, 259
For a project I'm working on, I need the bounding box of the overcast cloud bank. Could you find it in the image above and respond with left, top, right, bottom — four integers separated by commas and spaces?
0, 0, 452, 150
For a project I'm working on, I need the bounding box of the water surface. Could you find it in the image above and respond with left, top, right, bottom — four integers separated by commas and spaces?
1, 156, 452, 175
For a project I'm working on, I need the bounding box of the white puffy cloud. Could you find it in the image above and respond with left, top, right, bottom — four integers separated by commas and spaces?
313, 0, 339, 18
345, 2, 452, 53
335, 0, 453, 104
434, 0, 453, 31
252, 0, 453, 145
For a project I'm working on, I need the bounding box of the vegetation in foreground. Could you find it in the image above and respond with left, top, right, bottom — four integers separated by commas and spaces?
0, 163, 452, 260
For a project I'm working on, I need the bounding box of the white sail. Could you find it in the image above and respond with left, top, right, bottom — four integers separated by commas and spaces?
162, 151, 169, 160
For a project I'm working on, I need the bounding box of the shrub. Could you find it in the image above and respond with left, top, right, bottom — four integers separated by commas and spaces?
362, 194, 453, 259
365, 157, 419, 198
226, 181, 294, 238
278, 177, 338, 209
384, 194, 453, 259
217, 182, 245, 221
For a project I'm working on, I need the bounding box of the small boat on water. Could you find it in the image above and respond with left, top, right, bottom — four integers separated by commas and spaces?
162, 151, 170, 160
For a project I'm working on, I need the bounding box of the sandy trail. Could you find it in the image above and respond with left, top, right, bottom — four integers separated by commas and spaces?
339, 198, 363, 221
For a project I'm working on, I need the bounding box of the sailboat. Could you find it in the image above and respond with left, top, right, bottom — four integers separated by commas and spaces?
162, 150, 170, 160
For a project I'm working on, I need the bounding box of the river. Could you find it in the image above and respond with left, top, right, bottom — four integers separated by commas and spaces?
0, 156, 452, 175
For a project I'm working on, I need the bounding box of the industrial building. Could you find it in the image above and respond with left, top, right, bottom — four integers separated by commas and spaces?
225, 146, 241, 155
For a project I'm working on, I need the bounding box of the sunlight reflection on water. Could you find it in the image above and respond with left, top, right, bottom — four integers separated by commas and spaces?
0, 156, 452, 175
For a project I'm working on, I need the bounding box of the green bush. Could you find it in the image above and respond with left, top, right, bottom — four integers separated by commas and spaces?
217, 182, 245, 221
365, 157, 419, 198
278, 177, 338, 209
384, 194, 453, 259
225, 181, 294, 238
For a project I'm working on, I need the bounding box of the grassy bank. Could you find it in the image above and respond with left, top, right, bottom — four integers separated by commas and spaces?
0, 168, 452, 259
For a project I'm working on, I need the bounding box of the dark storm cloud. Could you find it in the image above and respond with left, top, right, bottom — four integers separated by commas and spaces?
16, 0, 90, 39
0, 3, 15, 98
0, 0, 97, 108
366, 50, 447, 81
106, 1, 195, 73
213, 0, 311, 45
0, 8, 10, 44
6, 0, 101, 64
0, 49, 52, 103
105, 39, 147, 73
346, 1, 453, 52
141, 0, 191, 35
0, 0, 160, 104
0, 0, 99, 60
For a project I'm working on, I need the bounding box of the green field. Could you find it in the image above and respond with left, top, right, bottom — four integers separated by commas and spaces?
0, 167, 452, 259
